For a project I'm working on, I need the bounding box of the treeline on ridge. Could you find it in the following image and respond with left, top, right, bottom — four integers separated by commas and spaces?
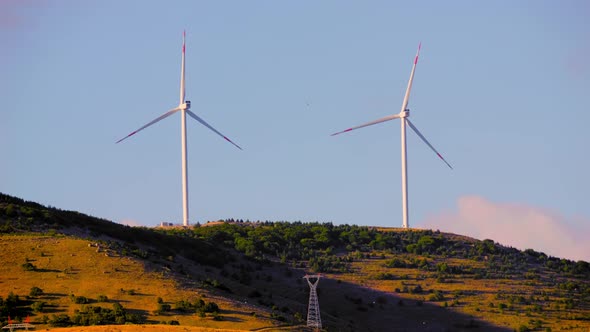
159, 220, 590, 279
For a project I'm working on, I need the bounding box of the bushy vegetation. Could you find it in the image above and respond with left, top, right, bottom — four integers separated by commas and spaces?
173, 298, 220, 315
0, 293, 23, 323
46, 302, 143, 327
156, 220, 590, 280
72, 302, 143, 326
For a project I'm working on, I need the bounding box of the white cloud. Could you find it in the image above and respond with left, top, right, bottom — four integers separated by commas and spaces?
422, 195, 590, 262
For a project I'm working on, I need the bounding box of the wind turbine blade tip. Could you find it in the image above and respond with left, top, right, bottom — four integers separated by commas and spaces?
186, 110, 242, 149
224, 136, 242, 150
331, 128, 352, 136
436, 152, 453, 169
115, 131, 136, 144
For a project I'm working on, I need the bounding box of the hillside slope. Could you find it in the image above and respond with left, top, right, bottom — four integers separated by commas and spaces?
1, 193, 589, 331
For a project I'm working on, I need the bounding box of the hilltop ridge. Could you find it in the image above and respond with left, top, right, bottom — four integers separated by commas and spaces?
1, 192, 589, 331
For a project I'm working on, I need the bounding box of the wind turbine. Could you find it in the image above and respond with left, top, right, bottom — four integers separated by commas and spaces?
116, 31, 242, 227
331, 43, 452, 229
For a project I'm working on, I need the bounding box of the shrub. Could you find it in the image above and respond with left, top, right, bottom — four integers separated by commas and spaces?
385, 258, 413, 268
411, 285, 423, 294
31, 301, 46, 313
375, 272, 396, 280
29, 286, 43, 297
518, 325, 530, 332
97, 295, 108, 302
174, 300, 193, 312
428, 290, 444, 301
49, 314, 73, 327
71, 295, 89, 304
21, 262, 36, 271
155, 303, 171, 314
203, 301, 219, 313
294, 311, 303, 323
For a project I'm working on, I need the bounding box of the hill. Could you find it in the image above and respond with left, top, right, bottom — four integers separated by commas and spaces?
1, 192, 589, 331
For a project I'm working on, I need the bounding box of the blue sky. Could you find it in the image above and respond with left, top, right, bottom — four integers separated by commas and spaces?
2, 1, 589, 260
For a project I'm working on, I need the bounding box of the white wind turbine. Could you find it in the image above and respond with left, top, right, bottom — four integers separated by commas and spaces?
331, 43, 452, 229
116, 31, 242, 227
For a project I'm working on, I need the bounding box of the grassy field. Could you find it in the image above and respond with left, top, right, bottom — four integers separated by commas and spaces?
0, 233, 516, 332
326, 251, 590, 331
0, 234, 275, 331
1, 193, 589, 331
48, 327, 248, 332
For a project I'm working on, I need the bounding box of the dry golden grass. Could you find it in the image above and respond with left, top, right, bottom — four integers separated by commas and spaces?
0, 234, 276, 331
3, 231, 589, 331
46, 326, 248, 332
324, 252, 590, 331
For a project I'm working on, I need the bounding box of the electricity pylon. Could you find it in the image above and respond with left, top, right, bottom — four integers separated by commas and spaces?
304, 274, 322, 331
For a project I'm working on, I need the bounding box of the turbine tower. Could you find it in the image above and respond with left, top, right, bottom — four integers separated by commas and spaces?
331, 44, 452, 229
304, 275, 322, 331
116, 31, 242, 227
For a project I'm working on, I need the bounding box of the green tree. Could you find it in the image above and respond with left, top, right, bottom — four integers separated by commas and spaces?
31, 301, 46, 313
49, 314, 73, 327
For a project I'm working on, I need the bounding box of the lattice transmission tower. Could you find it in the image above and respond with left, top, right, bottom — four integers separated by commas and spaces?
304, 274, 322, 331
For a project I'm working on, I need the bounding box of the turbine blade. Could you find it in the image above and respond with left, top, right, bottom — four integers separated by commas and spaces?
400, 42, 421, 113
116, 108, 180, 144
406, 119, 452, 169
331, 114, 401, 136
186, 110, 242, 150
179, 30, 186, 104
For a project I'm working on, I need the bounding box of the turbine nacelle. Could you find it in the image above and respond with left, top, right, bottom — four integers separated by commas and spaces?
399, 109, 410, 118
179, 100, 191, 110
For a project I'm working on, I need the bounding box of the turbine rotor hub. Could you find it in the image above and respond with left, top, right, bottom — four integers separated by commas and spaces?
179, 100, 191, 110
